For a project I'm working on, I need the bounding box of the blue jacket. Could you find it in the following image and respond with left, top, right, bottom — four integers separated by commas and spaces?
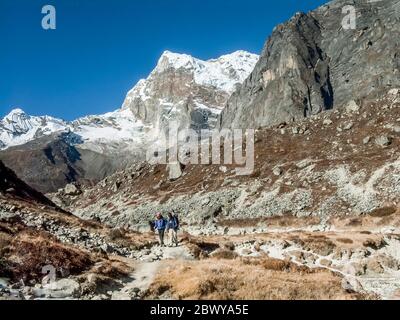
154, 218, 167, 231
166, 216, 179, 230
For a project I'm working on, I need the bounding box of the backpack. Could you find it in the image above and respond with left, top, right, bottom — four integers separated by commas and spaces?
174, 215, 180, 229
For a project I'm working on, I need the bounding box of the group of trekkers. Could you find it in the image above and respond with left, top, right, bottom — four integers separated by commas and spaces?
151, 212, 180, 247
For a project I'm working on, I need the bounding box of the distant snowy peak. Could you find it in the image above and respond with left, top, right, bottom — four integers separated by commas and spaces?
154, 50, 259, 93
0, 108, 67, 149
2, 108, 66, 133
4, 108, 26, 120
0, 108, 147, 151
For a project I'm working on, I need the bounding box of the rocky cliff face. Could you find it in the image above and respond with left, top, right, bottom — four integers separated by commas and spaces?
220, 0, 400, 129
122, 50, 258, 133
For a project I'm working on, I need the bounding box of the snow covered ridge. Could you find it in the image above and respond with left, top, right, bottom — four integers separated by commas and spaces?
123, 50, 259, 106
153, 50, 259, 93
121, 50, 259, 130
0, 108, 67, 149
0, 108, 148, 150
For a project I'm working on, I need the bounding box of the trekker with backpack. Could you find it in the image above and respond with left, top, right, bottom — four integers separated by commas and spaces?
166, 212, 180, 247
153, 213, 167, 247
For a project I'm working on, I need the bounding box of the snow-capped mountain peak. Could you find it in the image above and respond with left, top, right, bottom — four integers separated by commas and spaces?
0, 106, 149, 152
0, 108, 68, 149
4, 108, 26, 119
153, 50, 259, 93
156, 51, 196, 72
121, 50, 259, 134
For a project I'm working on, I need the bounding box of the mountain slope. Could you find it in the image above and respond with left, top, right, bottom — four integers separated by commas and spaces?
68, 88, 400, 229
0, 109, 67, 150
219, 0, 400, 129
0, 51, 258, 192
0, 108, 148, 152
122, 50, 259, 133
0, 160, 59, 208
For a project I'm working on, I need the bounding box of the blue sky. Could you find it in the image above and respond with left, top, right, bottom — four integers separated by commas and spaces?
0, 0, 328, 120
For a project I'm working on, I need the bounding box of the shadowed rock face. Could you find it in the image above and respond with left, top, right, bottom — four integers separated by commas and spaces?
0, 160, 58, 208
0, 133, 131, 193
220, 0, 400, 129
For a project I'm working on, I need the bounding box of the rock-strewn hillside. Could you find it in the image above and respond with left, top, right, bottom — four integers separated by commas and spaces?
62, 90, 400, 230
220, 0, 400, 129
50, 89, 400, 300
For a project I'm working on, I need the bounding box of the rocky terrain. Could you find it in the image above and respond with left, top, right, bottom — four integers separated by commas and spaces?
2, 0, 400, 301
65, 89, 400, 230
41, 87, 400, 300
0, 162, 166, 300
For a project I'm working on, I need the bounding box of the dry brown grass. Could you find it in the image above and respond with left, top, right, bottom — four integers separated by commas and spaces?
369, 207, 397, 218
0, 232, 11, 252
210, 249, 238, 260
89, 258, 130, 278
336, 238, 354, 244
301, 237, 336, 256
184, 236, 221, 259
1, 228, 93, 282
146, 258, 369, 300
242, 257, 306, 273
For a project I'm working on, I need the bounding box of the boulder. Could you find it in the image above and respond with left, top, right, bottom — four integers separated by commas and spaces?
363, 136, 371, 145
319, 259, 332, 267
112, 181, 122, 192
33, 279, 81, 299
64, 184, 81, 196
393, 126, 400, 133
168, 163, 183, 181
345, 100, 360, 113
366, 259, 385, 274
296, 159, 313, 169
348, 262, 366, 276
343, 122, 354, 131
273, 167, 283, 176
375, 136, 392, 147
100, 243, 114, 254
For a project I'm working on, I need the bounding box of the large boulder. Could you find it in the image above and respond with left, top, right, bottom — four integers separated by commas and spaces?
168, 163, 183, 181
33, 279, 81, 299
64, 184, 81, 196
